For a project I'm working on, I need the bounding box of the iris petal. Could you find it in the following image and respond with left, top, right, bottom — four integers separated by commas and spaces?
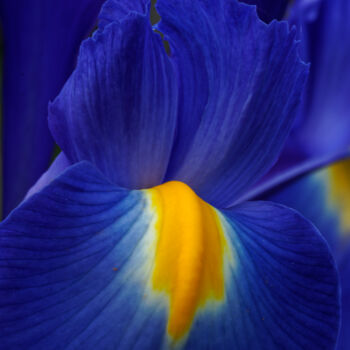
0, 162, 339, 349
219, 201, 339, 349
262, 158, 350, 258
255, 0, 350, 198
240, 0, 289, 22
260, 158, 350, 350
25, 152, 71, 199
49, 13, 178, 189
338, 249, 350, 350
242, 150, 350, 205
0, 0, 104, 216
157, 0, 308, 207
99, 0, 150, 28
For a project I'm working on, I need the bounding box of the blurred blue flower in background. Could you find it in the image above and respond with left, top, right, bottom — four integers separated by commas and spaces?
0, 0, 105, 216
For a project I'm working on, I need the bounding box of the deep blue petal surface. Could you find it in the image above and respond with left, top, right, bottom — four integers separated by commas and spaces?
0, 162, 340, 349
158, 0, 308, 208
0, 0, 104, 217
99, 0, 150, 28
49, 13, 178, 189
240, 0, 289, 22
220, 201, 340, 349
260, 158, 350, 349
25, 152, 71, 199
338, 249, 350, 350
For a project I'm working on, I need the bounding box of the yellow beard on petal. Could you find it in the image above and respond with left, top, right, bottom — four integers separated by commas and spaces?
328, 159, 350, 234
145, 181, 231, 343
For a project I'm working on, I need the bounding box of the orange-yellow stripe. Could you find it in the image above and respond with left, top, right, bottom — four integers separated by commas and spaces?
328, 159, 350, 234
146, 181, 230, 342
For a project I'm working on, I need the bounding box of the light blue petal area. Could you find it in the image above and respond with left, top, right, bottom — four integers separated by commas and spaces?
25, 152, 71, 199
49, 13, 178, 189
0, 162, 340, 349
0, 162, 167, 349
0, 0, 105, 217
217, 202, 340, 350
158, 0, 308, 208
99, 0, 150, 28
288, 0, 350, 156
261, 158, 350, 260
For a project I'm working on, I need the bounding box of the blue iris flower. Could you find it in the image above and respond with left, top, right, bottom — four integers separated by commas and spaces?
0, 0, 342, 349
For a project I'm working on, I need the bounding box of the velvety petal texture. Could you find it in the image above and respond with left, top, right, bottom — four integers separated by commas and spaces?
49, 12, 178, 189
158, 0, 308, 207
240, 0, 289, 22
0, 162, 339, 349
50, 0, 307, 204
25, 153, 71, 200
0, 0, 105, 217
338, 249, 350, 350
253, 0, 349, 196
260, 158, 350, 349
99, 0, 149, 28
221, 202, 339, 349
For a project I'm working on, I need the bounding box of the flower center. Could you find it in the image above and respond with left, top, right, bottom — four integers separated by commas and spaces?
146, 181, 232, 342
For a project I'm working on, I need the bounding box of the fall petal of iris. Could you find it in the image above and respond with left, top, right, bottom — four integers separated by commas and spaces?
0, 162, 340, 350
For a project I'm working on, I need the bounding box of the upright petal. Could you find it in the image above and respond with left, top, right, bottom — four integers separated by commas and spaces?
0, 162, 339, 349
240, 0, 289, 22
0, 0, 105, 217
238, 0, 323, 179
158, 0, 308, 207
99, 0, 150, 28
49, 13, 178, 189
